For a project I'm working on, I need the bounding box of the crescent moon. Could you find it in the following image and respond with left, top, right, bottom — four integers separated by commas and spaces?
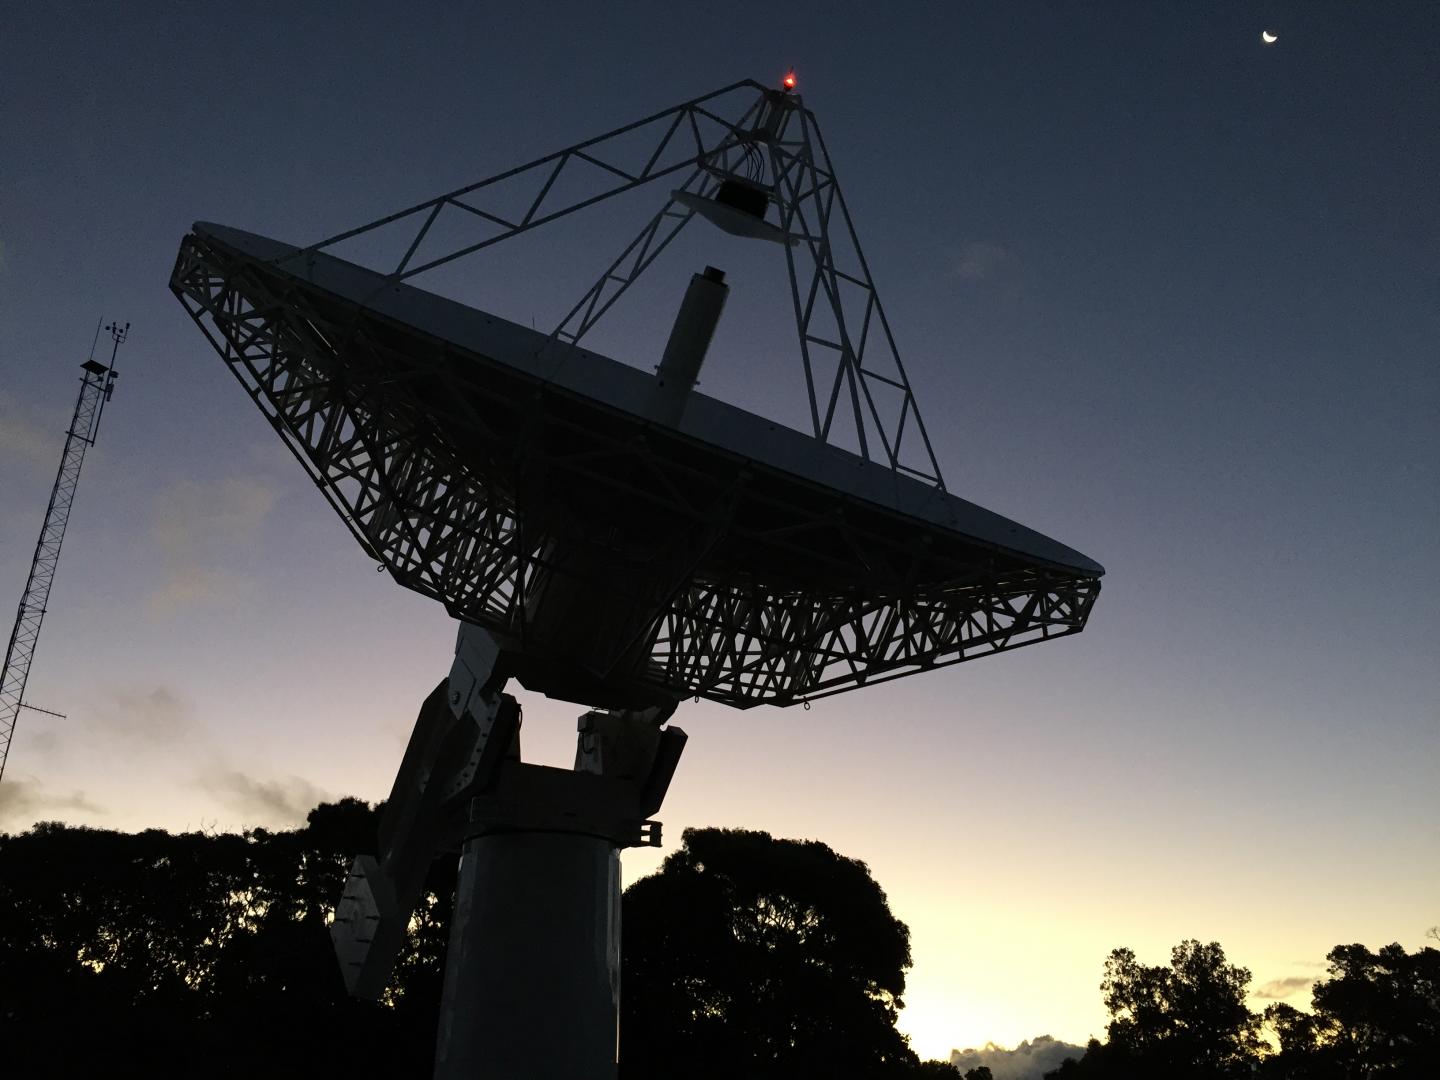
1262, 30, 1278, 43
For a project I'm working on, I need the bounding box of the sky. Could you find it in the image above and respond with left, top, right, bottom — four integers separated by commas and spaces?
1, 0, 1437, 1063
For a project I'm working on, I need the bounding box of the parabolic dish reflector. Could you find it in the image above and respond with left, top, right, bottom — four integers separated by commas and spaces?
170, 222, 1102, 709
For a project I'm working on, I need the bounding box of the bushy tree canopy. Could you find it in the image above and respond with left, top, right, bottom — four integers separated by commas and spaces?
0, 801, 446, 1077
621, 826, 922, 1079
11, 806, 1428, 1079
1101, 939, 1263, 1076
1050, 938, 1440, 1080
1, 809, 956, 1077
1261, 942, 1440, 1079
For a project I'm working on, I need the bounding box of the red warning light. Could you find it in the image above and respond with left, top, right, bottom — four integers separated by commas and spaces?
782, 72, 797, 90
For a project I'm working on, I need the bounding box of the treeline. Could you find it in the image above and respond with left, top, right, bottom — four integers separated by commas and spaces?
1046, 938, 1440, 1079
1, 801, 1435, 1078
0, 800, 442, 1077
0, 800, 957, 1078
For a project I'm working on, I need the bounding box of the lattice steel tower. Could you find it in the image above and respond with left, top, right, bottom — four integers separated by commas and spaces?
0, 322, 124, 784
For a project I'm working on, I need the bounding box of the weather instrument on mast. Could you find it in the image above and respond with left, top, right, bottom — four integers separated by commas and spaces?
0, 323, 124, 785
171, 76, 1101, 1080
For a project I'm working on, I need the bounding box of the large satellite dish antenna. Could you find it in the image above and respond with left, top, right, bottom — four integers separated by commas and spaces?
170, 77, 1101, 1080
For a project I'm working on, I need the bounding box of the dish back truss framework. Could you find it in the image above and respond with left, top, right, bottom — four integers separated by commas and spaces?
170, 81, 1101, 711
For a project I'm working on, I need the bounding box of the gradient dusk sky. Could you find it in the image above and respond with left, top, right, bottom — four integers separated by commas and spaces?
1, 1, 1436, 1061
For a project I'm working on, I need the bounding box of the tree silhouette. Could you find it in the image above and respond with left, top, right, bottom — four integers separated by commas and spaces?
3, 809, 966, 1077
0, 801, 443, 1077
1051, 938, 1440, 1079
620, 826, 925, 1079
9, 808, 1436, 1079
1047, 940, 1262, 1079
1261, 942, 1440, 1079
1107, 940, 1262, 1075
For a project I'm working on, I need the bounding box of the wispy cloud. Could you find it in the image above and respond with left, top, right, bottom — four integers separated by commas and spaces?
198, 768, 333, 829
11, 677, 330, 832
19, 682, 196, 764
3, 684, 196, 832
1253, 975, 1314, 1001
96, 683, 195, 743
147, 476, 276, 615
0, 391, 60, 477
151, 476, 275, 555
0, 777, 105, 829
148, 565, 258, 617
954, 240, 1022, 283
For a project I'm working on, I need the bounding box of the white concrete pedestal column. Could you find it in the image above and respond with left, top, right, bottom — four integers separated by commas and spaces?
434, 830, 622, 1080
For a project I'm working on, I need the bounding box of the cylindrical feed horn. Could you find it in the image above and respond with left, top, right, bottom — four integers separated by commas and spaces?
644, 266, 728, 426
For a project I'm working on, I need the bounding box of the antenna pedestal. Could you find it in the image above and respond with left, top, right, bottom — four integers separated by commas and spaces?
434, 711, 684, 1080
435, 830, 620, 1080
334, 624, 686, 1079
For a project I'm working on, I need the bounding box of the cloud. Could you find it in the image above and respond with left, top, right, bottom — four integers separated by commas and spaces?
151, 477, 276, 556
954, 240, 1022, 283
199, 768, 332, 828
1253, 975, 1314, 1001
951, 1035, 1085, 1080
147, 565, 256, 617
0, 392, 59, 476
0, 777, 105, 829
17, 683, 196, 766
242, 437, 305, 478
147, 476, 276, 615
96, 684, 195, 743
